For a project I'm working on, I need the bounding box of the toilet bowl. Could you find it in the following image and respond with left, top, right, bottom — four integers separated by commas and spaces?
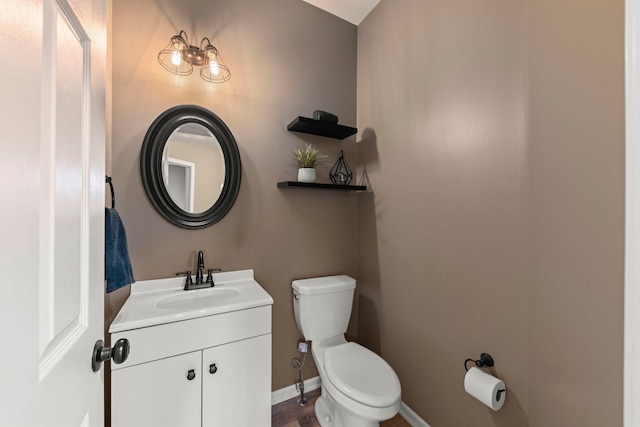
292, 276, 401, 427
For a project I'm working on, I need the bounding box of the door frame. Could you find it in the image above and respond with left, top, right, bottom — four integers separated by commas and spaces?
625, 0, 640, 424
164, 157, 196, 212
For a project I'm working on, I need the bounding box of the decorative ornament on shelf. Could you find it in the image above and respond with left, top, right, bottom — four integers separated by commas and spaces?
329, 150, 353, 185
292, 144, 328, 183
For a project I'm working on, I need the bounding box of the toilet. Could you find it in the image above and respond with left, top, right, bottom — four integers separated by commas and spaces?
292, 275, 401, 427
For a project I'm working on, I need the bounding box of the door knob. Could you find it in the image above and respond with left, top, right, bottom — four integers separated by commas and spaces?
92, 338, 130, 372
187, 369, 196, 381
209, 363, 217, 374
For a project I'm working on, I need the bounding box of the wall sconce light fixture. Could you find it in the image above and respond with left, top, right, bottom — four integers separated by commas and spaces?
157, 30, 231, 83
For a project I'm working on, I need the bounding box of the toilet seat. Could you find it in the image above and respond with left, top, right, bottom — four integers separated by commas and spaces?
324, 342, 401, 408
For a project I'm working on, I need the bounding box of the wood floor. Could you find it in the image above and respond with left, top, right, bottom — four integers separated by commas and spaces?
271, 388, 410, 427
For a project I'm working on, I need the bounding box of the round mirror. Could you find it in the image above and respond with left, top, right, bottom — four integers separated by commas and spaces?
140, 105, 241, 229
162, 123, 225, 214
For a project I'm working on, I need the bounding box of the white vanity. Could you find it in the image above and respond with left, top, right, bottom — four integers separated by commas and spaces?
109, 269, 273, 427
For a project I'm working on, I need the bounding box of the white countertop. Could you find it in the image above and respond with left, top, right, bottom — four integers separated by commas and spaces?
109, 269, 273, 333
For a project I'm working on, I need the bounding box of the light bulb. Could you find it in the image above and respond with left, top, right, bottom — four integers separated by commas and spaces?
209, 60, 220, 76
171, 50, 182, 66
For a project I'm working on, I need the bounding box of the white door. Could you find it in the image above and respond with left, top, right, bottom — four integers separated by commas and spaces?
0, 0, 107, 426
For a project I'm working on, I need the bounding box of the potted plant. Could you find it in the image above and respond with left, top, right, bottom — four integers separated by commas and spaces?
292, 144, 327, 183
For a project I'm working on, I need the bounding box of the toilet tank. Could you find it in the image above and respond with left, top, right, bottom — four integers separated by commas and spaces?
292, 275, 356, 341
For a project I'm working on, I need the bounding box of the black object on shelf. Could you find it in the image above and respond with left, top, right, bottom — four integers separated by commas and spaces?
329, 150, 353, 185
287, 116, 357, 140
313, 110, 338, 123
277, 181, 366, 191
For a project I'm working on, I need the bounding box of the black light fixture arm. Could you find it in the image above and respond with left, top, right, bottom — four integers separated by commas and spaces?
200, 37, 212, 49
464, 352, 495, 371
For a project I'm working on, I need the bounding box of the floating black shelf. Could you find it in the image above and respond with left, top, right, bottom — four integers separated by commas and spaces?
287, 116, 357, 140
277, 181, 366, 191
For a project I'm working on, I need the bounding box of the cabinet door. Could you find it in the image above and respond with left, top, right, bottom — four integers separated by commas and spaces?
111, 350, 202, 427
202, 334, 272, 427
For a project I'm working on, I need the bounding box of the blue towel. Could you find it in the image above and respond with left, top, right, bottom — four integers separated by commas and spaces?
105, 208, 135, 293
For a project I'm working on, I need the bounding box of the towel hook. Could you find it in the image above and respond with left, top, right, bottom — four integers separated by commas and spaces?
105, 175, 115, 209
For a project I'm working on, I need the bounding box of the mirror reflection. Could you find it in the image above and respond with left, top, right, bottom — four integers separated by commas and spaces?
161, 123, 225, 214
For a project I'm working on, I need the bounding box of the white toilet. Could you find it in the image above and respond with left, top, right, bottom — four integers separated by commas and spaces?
292, 275, 401, 427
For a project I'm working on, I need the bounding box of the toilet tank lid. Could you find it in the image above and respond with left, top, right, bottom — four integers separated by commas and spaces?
292, 275, 356, 295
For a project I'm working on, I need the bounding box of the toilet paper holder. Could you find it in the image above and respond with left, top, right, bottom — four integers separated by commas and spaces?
463, 353, 507, 409
464, 352, 495, 372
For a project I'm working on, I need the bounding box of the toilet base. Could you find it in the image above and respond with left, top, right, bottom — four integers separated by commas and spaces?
315, 394, 333, 427
315, 391, 381, 427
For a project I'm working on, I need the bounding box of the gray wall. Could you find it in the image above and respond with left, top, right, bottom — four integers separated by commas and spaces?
108, 0, 625, 425
527, 0, 624, 424
107, 0, 357, 402
357, 0, 623, 425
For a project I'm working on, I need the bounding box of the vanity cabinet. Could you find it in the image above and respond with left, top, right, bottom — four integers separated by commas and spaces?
202, 334, 271, 426
111, 350, 201, 427
110, 302, 272, 427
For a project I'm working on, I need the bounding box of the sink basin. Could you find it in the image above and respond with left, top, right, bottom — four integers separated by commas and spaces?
156, 288, 240, 310
108, 269, 274, 333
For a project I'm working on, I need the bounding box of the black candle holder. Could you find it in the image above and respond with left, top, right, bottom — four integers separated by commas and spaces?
329, 150, 353, 185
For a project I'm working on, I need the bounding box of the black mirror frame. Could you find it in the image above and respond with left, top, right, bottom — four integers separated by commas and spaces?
140, 105, 241, 229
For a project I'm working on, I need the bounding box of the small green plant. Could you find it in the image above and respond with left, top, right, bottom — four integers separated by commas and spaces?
292, 144, 328, 168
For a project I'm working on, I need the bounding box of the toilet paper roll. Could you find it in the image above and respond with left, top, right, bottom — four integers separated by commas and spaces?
464, 367, 506, 411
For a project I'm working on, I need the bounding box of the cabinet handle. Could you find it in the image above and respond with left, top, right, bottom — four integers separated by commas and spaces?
186, 369, 196, 381
209, 363, 218, 374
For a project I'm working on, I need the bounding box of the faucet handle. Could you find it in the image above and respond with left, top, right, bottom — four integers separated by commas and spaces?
176, 271, 193, 289
206, 268, 222, 285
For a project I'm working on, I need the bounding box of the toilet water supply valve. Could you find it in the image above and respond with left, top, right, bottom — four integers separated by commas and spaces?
291, 340, 310, 405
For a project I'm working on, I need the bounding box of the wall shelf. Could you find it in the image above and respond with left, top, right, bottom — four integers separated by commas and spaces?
287, 116, 357, 140
277, 181, 366, 191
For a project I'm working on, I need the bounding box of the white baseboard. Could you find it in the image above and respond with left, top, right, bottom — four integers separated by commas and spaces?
399, 402, 431, 427
271, 376, 322, 405
272, 377, 431, 427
